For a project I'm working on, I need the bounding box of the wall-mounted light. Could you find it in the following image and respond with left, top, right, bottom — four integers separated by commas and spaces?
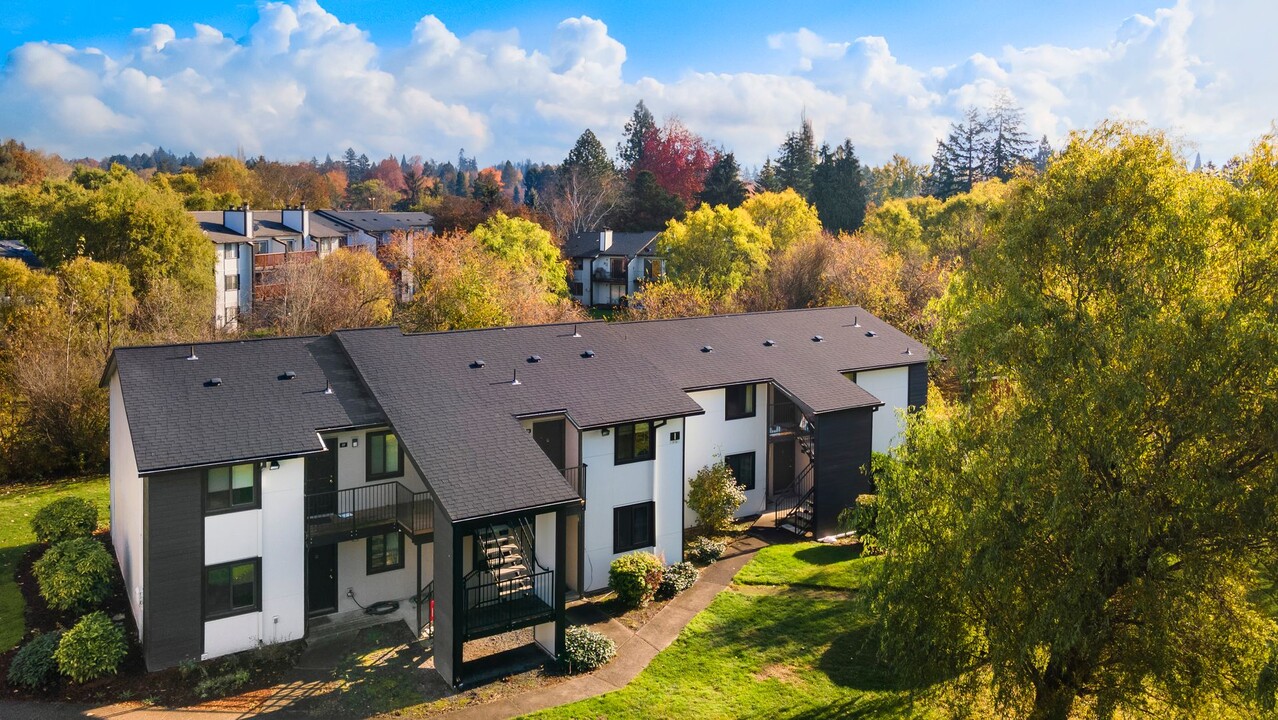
601, 428, 610, 436
352, 437, 360, 447
270, 460, 280, 471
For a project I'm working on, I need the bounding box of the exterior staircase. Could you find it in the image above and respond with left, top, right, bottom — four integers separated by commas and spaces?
778, 486, 815, 536
476, 524, 533, 601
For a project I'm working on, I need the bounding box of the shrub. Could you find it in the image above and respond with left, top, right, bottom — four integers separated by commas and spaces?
30, 497, 98, 545
657, 561, 699, 599
838, 493, 878, 538
54, 612, 127, 683
686, 536, 726, 564
7, 631, 63, 690
33, 536, 116, 613
562, 626, 616, 673
861, 535, 884, 556
609, 552, 663, 609
195, 668, 251, 698
687, 462, 747, 532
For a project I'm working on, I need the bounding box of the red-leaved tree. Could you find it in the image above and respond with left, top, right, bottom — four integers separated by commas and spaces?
634, 118, 717, 207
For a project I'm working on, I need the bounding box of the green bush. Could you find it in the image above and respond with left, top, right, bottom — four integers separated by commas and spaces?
30, 497, 98, 545
838, 493, 878, 538
609, 552, 663, 609
657, 561, 699, 599
6, 631, 63, 690
54, 612, 128, 683
686, 536, 726, 564
195, 668, 251, 698
562, 625, 616, 673
33, 536, 117, 613
687, 462, 747, 532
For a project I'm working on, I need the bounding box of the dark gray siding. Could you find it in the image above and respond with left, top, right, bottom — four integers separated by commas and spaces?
908, 362, 929, 409
142, 470, 204, 670
813, 407, 875, 538
432, 505, 462, 687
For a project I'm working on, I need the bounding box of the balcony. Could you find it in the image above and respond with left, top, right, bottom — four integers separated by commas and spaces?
462, 568, 555, 641
591, 268, 628, 284
304, 480, 434, 546
559, 465, 586, 500
254, 249, 317, 270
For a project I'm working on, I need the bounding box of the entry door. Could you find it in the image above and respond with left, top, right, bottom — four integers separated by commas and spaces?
306, 545, 338, 617
773, 441, 796, 496
532, 420, 566, 470
305, 446, 338, 516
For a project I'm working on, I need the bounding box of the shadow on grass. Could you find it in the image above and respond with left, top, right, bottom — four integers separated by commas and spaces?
793, 544, 863, 566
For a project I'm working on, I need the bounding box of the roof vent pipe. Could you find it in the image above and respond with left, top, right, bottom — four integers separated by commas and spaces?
185, 345, 198, 361
904, 347, 914, 356
323, 382, 334, 395
853, 315, 861, 327
511, 369, 521, 386
572, 324, 581, 338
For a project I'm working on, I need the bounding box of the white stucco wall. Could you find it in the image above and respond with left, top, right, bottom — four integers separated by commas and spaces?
682, 384, 769, 523
214, 244, 251, 328
533, 510, 558, 655
329, 427, 428, 494
851, 366, 910, 455
579, 417, 684, 592
336, 536, 431, 614
108, 373, 145, 638
202, 457, 306, 658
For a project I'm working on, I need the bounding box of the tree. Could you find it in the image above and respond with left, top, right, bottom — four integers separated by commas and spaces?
345, 179, 398, 210
616, 170, 685, 231
867, 154, 930, 204
986, 93, 1034, 180
1033, 135, 1053, 173
622, 279, 738, 320
876, 125, 1278, 719
196, 156, 254, 201
929, 107, 991, 199
809, 140, 868, 234
687, 461, 747, 532
266, 250, 393, 335
742, 232, 832, 312
633, 118, 716, 206
740, 189, 822, 253
658, 203, 771, 296
471, 212, 568, 298
368, 156, 407, 193
775, 117, 817, 199
696, 152, 748, 208
546, 130, 622, 237
471, 167, 505, 210
618, 100, 657, 170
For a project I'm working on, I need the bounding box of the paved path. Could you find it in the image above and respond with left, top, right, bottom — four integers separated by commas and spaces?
2, 530, 777, 720
437, 530, 774, 720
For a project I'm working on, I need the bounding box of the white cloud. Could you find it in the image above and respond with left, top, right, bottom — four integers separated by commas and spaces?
0, 0, 1272, 166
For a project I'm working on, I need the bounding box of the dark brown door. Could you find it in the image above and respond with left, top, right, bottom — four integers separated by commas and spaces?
305, 446, 338, 516
773, 441, 796, 496
306, 545, 338, 617
532, 420, 566, 470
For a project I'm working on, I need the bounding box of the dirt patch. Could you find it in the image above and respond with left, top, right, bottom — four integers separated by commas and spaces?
589, 593, 673, 631
753, 663, 807, 685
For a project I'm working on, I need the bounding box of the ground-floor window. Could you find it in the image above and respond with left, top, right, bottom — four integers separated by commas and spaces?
367, 531, 405, 574
204, 558, 261, 620
614, 501, 656, 553
725, 451, 756, 491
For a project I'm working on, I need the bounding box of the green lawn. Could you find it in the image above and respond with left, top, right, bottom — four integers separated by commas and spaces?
0, 475, 110, 651
527, 542, 938, 720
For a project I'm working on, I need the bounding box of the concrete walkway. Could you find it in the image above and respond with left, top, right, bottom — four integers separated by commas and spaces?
1, 530, 776, 720
437, 529, 774, 719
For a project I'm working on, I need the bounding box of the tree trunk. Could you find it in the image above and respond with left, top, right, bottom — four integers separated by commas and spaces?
1029, 658, 1079, 720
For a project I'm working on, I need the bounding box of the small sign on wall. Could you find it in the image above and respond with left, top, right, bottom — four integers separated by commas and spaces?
670, 431, 681, 442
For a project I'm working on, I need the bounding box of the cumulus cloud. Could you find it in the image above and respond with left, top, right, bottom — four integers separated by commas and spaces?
0, 0, 1272, 166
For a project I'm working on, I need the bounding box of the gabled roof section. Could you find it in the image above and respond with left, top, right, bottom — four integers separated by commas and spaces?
315, 210, 434, 234
104, 335, 385, 475
0, 239, 43, 268
334, 322, 702, 522
564, 231, 660, 259
191, 211, 246, 244
615, 306, 930, 415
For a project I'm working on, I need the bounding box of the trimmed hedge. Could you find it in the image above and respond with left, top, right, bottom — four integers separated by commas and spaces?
562, 625, 616, 673
33, 536, 116, 613
54, 612, 128, 683
609, 552, 663, 609
6, 631, 63, 690
30, 497, 98, 545
657, 561, 699, 599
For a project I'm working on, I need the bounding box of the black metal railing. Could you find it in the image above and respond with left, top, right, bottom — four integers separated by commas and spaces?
592, 268, 628, 282
413, 581, 434, 638
560, 465, 586, 499
774, 463, 815, 527
305, 480, 434, 544
462, 568, 555, 639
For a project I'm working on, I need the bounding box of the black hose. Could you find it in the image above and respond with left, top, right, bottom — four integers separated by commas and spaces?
346, 589, 401, 615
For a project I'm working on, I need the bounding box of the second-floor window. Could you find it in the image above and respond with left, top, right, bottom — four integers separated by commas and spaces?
224, 274, 240, 291
206, 463, 258, 514
367, 430, 404, 480
725, 384, 756, 420
570, 281, 584, 296
614, 422, 654, 465
223, 244, 240, 260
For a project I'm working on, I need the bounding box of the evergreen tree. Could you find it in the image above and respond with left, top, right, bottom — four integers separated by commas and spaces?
756, 158, 782, 193
618, 100, 657, 171
511, 184, 522, 206
453, 169, 468, 197
987, 94, 1034, 180
1033, 135, 1053, 173
343, 148, 360, 181
697, 153, 748, 208
776, 117, 817, 199
617, 170, 685, 230
929, 107, 990, 199
563, 129, 615, 178
809, 140, 867, 234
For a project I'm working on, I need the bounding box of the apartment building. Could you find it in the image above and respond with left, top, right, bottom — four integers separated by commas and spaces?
564, 230, 664, 307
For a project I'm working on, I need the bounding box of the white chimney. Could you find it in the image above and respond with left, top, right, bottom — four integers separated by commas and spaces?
281, 204, 310, 240
223, 204, 253, 239
599, 228, 613, 252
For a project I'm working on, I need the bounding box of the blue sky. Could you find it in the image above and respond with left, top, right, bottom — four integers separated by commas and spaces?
0, 0, 1272, 166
